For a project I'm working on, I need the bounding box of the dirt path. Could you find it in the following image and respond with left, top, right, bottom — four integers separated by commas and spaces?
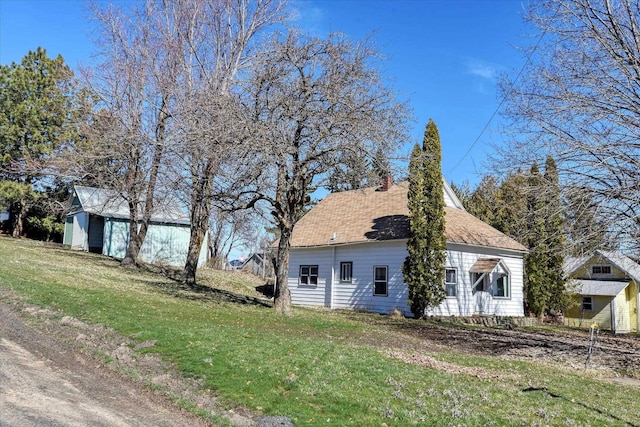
0, 301, 212, 427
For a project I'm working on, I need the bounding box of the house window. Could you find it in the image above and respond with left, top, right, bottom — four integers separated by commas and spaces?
300, 265, 318, 286
373, 266, 388, 296
592, 265, 611, 275
340, 262, 352, 283
581, 296, 593, 311
445, 268, 457, 297
492, 275, 510, 298
471, 272, 485, 293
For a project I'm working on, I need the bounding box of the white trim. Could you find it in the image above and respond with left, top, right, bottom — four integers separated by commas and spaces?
290, 238, 528, 255
442, 179, 465, 211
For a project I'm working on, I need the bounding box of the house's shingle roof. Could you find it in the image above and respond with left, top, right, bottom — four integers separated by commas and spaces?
290, 182, 527, 252
571, 279, 629, 296
564, 250, 640, 284
72, 186, 190, 225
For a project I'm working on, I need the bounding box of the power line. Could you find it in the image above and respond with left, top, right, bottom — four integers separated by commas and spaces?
448, 10, 553, 175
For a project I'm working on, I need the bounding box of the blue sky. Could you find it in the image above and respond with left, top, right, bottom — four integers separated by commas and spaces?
0, 0, 531, 187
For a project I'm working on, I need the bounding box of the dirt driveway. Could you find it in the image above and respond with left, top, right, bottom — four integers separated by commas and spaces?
0, 300, 213, 427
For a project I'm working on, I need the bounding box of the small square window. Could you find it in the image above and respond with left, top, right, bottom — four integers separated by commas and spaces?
340, 262, 352, 283
300, 265, 318, 286
445, 268, 457, 297
374, 266, 387, 296
582, 296, 593, 311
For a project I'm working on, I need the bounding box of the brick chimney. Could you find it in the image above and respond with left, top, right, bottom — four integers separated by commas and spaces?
382, 175, 393, 191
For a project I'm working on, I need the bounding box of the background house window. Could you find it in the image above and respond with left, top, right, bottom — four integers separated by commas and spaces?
592, 265, 611, 274
492, 275, 510, 298
340, 262, 352, 283
445, 268, 457, 297
581, 296, 593, 311
373, 266, 388, 296
300, 265, 318, 286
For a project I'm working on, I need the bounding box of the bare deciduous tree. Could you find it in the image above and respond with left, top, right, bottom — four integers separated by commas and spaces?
170, 0, 287, 285
499, 0, 640, 252
79, 0, 180, 267
207, 207, 261, 270
243, 30, 412, 314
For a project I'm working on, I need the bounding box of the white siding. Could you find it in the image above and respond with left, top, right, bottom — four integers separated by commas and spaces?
289, 241, 525, 317
288, 248, 333, 308
429, 243, 525, 317
332, 242, 410, 316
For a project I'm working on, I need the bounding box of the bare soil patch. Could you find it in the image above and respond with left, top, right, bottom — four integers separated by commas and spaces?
371, 318, 640, 381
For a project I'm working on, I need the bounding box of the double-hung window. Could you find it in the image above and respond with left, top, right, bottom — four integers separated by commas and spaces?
373, 266, 388, 296
340, 262, 352, 283
581, 296, 593, 311
445, 268, 457, 297
300, 265, 318, 286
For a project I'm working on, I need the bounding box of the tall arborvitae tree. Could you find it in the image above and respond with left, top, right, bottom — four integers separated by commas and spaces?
525, 161, 551, 319
543, 156, 569, 313
403, 119, 446, 318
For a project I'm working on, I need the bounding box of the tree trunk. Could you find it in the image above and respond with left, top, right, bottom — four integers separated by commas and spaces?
11, 199, 26, 238
183, 160, 215, 285
274, 228, 292, 315
120, 202, 141, 268
183, 223, 207, 284
119, 104, 167, 269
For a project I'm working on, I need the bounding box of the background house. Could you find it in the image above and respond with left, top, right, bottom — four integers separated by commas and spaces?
564, 250, 639, 333
63, 186, 207, 267
286, 179, 527, 317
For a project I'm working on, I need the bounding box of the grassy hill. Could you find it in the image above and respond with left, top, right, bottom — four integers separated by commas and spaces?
0, 237, 638, 426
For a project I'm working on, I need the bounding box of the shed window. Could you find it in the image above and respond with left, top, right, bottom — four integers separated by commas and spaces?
374, 266, 388, 296
300, 265, 318, 286
581, 296, 593, 311
592, 265, 611, 275
445, 268, 457, 297
340, 262, 352, 283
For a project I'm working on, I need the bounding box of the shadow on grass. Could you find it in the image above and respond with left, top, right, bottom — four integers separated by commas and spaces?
136, 263, 273, 308
55, 245, 272, 309
522, 387, 638, 427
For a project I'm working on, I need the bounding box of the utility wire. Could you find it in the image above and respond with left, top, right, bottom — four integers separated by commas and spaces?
448, 9, 554, 174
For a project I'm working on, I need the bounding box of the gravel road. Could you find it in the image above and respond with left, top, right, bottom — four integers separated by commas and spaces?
0, 301, 210, 427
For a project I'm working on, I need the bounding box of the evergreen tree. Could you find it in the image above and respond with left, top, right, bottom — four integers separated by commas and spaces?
449, 180, 471, 208
0, 48, 77, 237
465, 175, 500, 227
403, 119, 446, 318
525, 161, 551, 318
494, 171, 528, 243
543, 156, 569, 313
564, 186, 613, 256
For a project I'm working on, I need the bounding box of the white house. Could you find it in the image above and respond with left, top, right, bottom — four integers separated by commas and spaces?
286, 179, 527, 317
63, 186, 207, 267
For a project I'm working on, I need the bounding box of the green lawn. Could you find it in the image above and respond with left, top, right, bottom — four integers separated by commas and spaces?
0, 237, 638, 426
